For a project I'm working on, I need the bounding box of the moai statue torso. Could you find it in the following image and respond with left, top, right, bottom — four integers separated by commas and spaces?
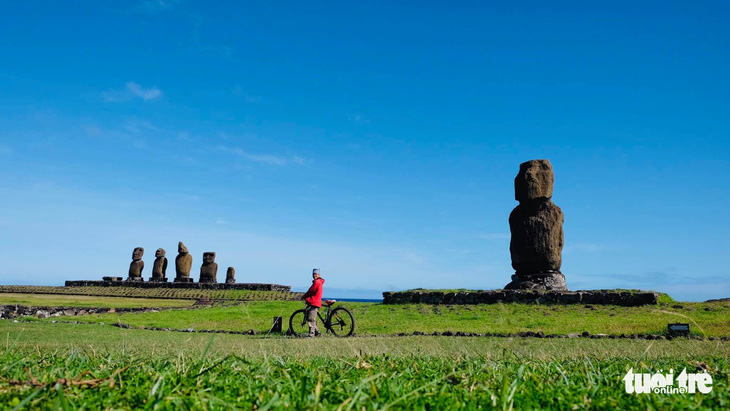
150, 248, 168, 281
127, 247, 145, 281
199, 252, 218, 283
174, 242, 193, 282
225, 267, 236, 284
505, 160, 568, 291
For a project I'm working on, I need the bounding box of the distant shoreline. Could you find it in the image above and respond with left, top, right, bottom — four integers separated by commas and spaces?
325, 297, 382, 303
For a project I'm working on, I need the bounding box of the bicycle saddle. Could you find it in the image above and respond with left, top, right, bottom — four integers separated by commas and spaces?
324, 299, 336, 306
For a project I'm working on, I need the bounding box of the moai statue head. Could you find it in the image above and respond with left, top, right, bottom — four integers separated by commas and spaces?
155, 248, 166, 258
514, 159, 554, 202
132, 247, 144, 261
178, 241, 188, 254
203, 252, 216, 264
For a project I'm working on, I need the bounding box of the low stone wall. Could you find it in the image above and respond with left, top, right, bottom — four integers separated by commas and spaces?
0, 304, 167, 319
64, 280, 291, 292
382, 289, 660, 306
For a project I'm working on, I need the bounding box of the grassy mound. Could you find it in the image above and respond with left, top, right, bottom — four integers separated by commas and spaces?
0, 286, 303, 302
21, 299, 730, 337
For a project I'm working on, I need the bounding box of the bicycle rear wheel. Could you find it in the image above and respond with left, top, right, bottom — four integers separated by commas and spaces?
288, 309, 310, 336
328, 307, 355, 337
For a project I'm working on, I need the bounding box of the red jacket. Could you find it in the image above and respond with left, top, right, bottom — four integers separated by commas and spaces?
303, 277, 325, 307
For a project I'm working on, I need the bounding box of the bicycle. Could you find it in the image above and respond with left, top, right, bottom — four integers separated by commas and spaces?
288, 299, 355, 337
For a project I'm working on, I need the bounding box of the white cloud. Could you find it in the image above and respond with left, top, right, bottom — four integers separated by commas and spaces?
218, 146, 306, 167
138, 0, 180, 14
126, 82, 162, 101
123, 117, 164, 135
83, 125, 101, 137
476, 232, 510, 240
349, 113, 371, 124
563, 243, 607, 254
102, 90, 128, 103
103, 82, 163, 102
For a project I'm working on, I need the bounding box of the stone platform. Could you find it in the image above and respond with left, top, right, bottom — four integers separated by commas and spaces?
382, 289, 660, 306
65, 280, 291, 292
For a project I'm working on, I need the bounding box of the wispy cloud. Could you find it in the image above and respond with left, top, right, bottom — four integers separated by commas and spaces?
218, 146, 306, 166
563, 242, 606, 254
349, 113, 371, 124
125, 82, 162, 100
475, 232, 510, 240
123, 117, 165, 135
191, 17, 234, 59
232, 85, 261, 102
83, 125, 101, 137
138, 0, 180, 14
103, 82, 163, 102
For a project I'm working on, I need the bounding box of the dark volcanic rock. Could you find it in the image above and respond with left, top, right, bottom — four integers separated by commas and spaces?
151, 248, 168, 280
174, 242, 193, 282
514, 159, 554, 202
226, 267, 236, 284
509, 200, 564, 273
506, 159, 567, 291
199, 252, 218, 283
127, 247, 144, 281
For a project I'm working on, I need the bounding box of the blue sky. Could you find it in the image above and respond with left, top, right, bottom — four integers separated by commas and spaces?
1, 1, 728, 301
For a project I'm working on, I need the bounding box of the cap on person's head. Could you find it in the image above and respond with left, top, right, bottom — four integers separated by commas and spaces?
312, 268, 320, 275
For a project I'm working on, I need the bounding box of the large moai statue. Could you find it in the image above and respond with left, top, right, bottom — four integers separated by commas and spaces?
149, 248, 168, 282
225, 267, 236, 284
504, 160, 568, 291
127, 247, 145, 281
174, 242, 194, 283
199, 252, 218, 283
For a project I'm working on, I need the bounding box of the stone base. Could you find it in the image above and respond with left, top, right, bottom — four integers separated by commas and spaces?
126, 277, 144, 282
174, 277, 194, 283
102, 276, 122, 282
148, 277, 169, 283
198, 278, 217, 284
382, 289, 660, 306
504, 272, 568, 291
225, 280, 236, 285
65, 280, 292, 292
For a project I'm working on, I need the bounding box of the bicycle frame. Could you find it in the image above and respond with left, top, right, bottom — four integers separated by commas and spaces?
314, 305, 335, 331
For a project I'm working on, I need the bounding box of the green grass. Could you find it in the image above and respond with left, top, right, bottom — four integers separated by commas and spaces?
47, 299, 730, 337
0, 293, 195, 308
1, 322, 729, 409
0, 286, 303, 301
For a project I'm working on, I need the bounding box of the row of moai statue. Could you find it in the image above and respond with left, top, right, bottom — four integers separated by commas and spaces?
126, 242, 236, 284
504, 159, 568, 291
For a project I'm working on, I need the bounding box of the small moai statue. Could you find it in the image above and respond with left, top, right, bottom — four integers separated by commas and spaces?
127, 247, 145, 281
149, 248, 168, 282
174, 242, 194, 282
199, 252, 218, 283
225, 267, 236, 284
504, 159, 568, 291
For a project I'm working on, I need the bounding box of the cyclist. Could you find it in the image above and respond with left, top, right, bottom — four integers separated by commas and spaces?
301, 268, 325, 337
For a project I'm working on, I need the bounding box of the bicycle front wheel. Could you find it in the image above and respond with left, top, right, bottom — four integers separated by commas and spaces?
328, 307, 355, 337
288, 309, 310, 336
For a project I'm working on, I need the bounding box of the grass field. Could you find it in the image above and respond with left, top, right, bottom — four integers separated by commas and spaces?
23, 299, 730, 337
1, 322, 729, 409
2, 291, 730, 409
0, 293, 194, 308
